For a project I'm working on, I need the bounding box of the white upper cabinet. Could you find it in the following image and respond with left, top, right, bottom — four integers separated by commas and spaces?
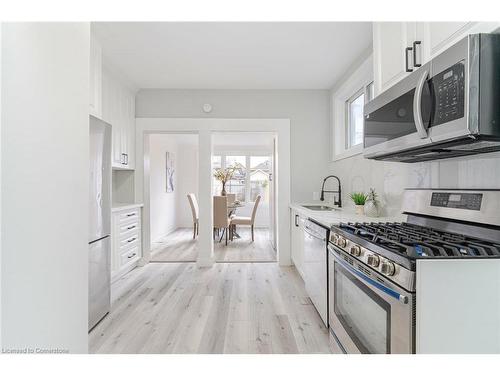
423, 22, 473, 58
91, 30, 136, 170
373, 22, 425, 96
102, 67, 136, 170
89, 34, 102, 118
373, 22, 500, 97
422, 22, 500, 59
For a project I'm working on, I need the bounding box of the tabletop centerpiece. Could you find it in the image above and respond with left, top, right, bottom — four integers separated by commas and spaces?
213, 166, 237, 196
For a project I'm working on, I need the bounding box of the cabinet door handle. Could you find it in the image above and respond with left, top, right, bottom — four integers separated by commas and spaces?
413, 41, 422, 67
124, 153, 128, 165
295, 214, 299, 227
127, 225, 136, 230
405, 47, 413, 72
126, 213, 136, 217
121, 153, 126, 164
127, 253, 136, 259
127, 237, 136, 243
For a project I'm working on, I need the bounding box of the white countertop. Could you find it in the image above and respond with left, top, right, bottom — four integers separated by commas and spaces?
111, 203, 144, 212
290, 202, 405, 228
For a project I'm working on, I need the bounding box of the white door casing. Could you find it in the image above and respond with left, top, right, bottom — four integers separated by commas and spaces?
135, 118, 291, 267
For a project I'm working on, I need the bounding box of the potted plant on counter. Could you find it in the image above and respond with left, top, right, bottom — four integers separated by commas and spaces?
364, 188, 380, 217
350, 192, 368, 215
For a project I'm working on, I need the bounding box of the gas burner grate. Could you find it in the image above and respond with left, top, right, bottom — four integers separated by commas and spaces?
336, 221, 500, 259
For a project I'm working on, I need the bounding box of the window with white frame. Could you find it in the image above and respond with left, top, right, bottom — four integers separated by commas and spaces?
212, 153, 271, 203
345, 80, 375, 149
346, 89, 365, 148
331, 55, 374, 160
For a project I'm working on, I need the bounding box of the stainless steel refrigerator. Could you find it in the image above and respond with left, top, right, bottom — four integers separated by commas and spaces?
88, 115, 112, 331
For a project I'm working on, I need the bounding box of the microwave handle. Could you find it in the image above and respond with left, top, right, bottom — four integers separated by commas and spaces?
413, 69, 430, 139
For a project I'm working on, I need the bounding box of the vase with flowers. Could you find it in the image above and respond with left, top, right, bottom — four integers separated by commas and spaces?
213, 167, 237, 196
364, 188, 381, 217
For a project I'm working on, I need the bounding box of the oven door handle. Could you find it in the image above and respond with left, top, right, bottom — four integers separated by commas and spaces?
331, 250, 409, 304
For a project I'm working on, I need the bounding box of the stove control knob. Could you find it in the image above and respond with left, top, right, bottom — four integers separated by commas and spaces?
380, 261, 396, 276
350, 245, 361, 257
337, 237, 347, 248
367, 254, 380, 267
331, 234, 339, 245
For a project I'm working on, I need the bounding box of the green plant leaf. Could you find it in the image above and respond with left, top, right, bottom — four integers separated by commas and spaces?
349, 192, 368, 205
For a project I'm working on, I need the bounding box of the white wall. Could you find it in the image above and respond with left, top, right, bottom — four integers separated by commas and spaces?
149, 135, 179, 241
1, 23, 89, 353
136, 89, 330, 203
176, 144, 199, 228
0, 23, 2, 349
149, 134, 199, 241
329, 152, 500, 216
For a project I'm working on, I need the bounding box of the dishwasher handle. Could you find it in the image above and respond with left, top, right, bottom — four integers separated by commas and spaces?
303, 226, 327, 242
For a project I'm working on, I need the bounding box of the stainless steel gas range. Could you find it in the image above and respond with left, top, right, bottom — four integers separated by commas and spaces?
327, 188, 500, 354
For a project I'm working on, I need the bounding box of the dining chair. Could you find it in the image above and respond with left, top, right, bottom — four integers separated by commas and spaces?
226, 193, 236, 205
187, 193, 199, 239
226, 193, 237, 218
213, 196, 231, 245
230, 195, 261, 242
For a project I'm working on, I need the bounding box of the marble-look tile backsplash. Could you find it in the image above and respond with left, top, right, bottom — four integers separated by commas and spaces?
329, 151, 500, 217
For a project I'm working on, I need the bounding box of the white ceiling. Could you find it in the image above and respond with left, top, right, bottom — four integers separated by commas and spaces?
93, 22, 372, 90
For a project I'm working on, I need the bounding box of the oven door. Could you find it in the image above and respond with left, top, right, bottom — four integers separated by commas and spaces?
328, 245, 415, 354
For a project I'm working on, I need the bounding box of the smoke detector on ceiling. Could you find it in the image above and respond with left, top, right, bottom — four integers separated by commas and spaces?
202, 103, 212, 113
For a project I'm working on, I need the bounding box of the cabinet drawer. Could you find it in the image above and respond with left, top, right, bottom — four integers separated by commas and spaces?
120, 246, 140, 267
116, 209, 140, 225
118, 222, 140, 239
118, 234, 141, 253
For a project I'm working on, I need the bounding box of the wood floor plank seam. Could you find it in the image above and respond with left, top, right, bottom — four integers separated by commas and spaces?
89, 262, 331, 354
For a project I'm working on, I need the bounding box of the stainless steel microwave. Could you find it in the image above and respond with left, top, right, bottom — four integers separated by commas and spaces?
363, 33, 500, 162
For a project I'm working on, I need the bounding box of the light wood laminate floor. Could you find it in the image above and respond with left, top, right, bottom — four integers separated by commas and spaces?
89, 262, 331, 354
151, 227, 277, 262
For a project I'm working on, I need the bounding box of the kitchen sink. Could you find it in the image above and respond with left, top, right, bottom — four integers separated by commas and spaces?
301, 205, 337, 211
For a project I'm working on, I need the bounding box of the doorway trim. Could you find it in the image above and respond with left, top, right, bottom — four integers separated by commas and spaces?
135, 118, 291, 267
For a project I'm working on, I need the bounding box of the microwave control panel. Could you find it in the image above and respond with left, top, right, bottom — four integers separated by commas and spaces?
431, 61, 465, 126
431, 192, 482, 211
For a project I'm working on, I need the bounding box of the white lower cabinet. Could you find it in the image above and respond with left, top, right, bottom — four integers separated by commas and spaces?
416, 259, 500, 353
111, 206, 142, 281
291, 209, 305, 279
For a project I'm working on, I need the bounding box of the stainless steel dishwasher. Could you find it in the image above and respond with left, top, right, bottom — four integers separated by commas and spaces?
302, 218, 330, 327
